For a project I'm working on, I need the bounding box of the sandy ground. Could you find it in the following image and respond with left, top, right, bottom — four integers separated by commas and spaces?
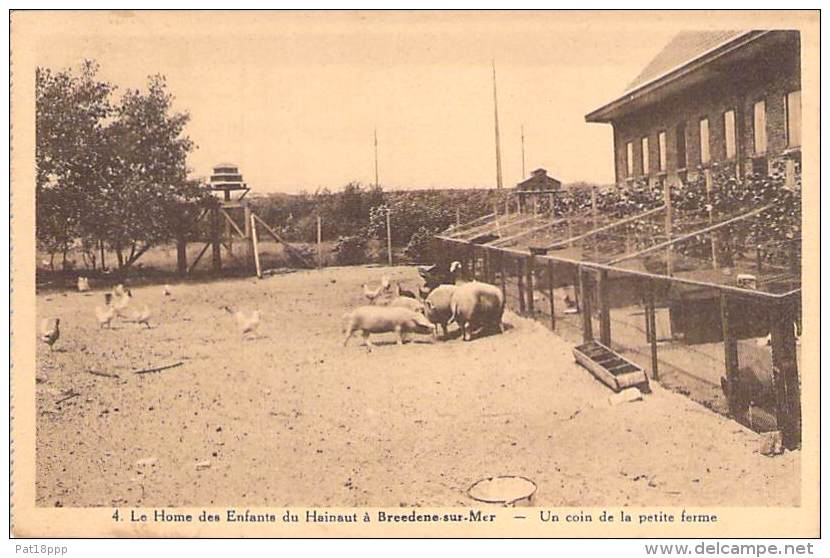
35, 266, 800, 507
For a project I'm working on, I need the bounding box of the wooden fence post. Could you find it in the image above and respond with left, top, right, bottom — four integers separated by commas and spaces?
244, 205, 253, 270
664, 178, 674, 276
720, 293, 740, 415
516, 257, 526, 315
645, 280, 659, 380
498, 250, 507, 300
211, 207, 222, 271
526, 255, 535, 316
598, 269, 611, 346
769, 297, 801, 449
250, 213, 262, 279
579, 266, 593, 342
547, 259, 556, 331
316, 215, 323, 269
484, 247, 492, 283
386, 207, 393, 266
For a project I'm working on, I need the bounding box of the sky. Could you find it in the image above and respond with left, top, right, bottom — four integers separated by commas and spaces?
24, 11, 685, 193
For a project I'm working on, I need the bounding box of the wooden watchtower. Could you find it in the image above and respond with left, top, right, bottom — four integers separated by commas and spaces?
183, 163, 314, 277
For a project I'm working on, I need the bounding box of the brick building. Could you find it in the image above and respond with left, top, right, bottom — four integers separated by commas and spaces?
585, 30, 801, 187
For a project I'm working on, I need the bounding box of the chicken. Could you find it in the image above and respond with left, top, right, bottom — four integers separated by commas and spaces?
112, 290, 132, 317
163, 284, 172, 297
77, 276, 90, 292
40, 318, 60, 351
95, 305, 116, 328
133, 305, 152, 329
235, 310, 261, 336
362, 281, 390, 304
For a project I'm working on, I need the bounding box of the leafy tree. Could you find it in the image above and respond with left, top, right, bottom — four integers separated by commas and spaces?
36, 62, 213, 271
103, 74, 210, 268
36, 60, 114, 268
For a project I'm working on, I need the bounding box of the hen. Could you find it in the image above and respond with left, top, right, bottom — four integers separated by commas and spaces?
95, 305, 116, 328
40, 318, 60, 351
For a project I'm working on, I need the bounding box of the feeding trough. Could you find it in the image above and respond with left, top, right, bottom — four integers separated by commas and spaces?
467, 475, 537, 507
572, 340, 648, 392
529, 246, 548, 256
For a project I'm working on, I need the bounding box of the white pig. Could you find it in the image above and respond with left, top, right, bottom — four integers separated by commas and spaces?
450, 281, 505, 342
424, 284, 457, 339
343, 305, 434, 351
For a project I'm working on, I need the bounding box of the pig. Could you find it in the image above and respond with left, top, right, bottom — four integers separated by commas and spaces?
449, 281, 505, 342
388, 296, 426, 315
424, 284, 457, 339
343, 305, 434, 351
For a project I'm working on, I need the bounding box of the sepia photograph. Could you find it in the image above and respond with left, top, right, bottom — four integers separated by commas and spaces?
9, 9, 819, 539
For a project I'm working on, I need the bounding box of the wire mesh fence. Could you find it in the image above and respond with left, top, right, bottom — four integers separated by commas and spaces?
439, 236, 801, 448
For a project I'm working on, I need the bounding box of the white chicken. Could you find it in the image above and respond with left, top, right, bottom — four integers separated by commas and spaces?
40, 318, 60, 351
133, 305, 152, 329
112, 290, 132, 317
163, 284, 172, 297
95, 305, 116, 328
235, 310, 261, 336
362, 277, 391, 304
77, 276, 90, 292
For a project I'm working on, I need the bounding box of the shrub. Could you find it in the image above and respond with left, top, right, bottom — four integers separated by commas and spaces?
334, 235, 367, 265
403, 226, 437, 263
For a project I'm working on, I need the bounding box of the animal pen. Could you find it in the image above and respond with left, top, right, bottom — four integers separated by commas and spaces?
435, 180, 802, 449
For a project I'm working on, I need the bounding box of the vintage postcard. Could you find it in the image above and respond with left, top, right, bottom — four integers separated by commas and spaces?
10, 10, 820, 538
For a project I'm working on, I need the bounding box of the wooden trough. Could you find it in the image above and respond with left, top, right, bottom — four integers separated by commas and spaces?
572, 340, 648, 392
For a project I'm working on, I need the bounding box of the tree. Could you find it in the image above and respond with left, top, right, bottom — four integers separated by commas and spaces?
101, 74, 211, 269
36, 63, 213, 272
36, 60, 114, 269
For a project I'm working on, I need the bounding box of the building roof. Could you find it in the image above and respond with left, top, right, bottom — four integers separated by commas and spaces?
623, 30, 746, 94
585, 30, 776, 123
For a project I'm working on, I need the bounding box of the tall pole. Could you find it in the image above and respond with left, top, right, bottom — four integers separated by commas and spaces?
492, 60, 503, 189
374, 127, 379, 188
521, 124, 526, 178
386, 207, 393, 266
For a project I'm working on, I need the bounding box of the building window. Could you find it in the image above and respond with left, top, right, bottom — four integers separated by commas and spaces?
724, 110, 736, 159
641, 137, 649, 175
786, 90, 801, 147
626, 141, 634, 177
699, 118, 710, 165
675, 122, 687, 169
753, 99, 767, 154
657, 131, 667, 172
